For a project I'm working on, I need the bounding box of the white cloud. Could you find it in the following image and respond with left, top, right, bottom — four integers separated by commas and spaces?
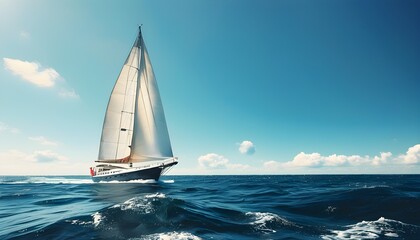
198, 153, 229, 169
287, 152, 324, 167
0, 122, 20, 134
3, 57, 79, 99
281, 151, 393, 168
0, 149, 89, 175
198, 153, 249, 170
372, 152, 392, 166
31, 150, 68, 163
3, 58, 59, 87
263, 160, 282, 170
263, 145, 420, 172
239, 140, 256, 155
58, 88, 80, 99
399, 144, 420, 164
28, 136, 58, 146
0, 149, 67, 163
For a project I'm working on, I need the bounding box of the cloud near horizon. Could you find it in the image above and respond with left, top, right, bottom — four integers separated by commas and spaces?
0, 149, 68, 163
0, 149, 89, 175
238, 140, 256, 155
198, 153, 249, 170
284, 151, 393, 168
3, 57, 79, 99
399, 144, 420, 164
264, 144, 420, 171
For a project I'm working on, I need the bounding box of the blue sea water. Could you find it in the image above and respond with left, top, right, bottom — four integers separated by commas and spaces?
0, 175, 419, 239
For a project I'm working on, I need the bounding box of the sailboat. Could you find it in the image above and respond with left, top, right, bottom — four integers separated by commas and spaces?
90, 27, 178, 182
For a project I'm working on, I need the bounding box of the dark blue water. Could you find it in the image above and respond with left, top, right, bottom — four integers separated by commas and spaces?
0, 175, 419, 239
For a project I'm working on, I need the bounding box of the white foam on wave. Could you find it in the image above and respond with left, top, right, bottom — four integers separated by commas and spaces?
321, 217, 407, 239
111, 197, 152, 212
145, 193, 166, 199
246, 212, 294, 233
135, 231, 202, 240
67, 219, 93, 226
1, 177, 175, 184
92, 212, 103, 227
162, 179, 175, 183
111, 193, 166, 212
1, 176, 94, 184
362, 185, 390, 189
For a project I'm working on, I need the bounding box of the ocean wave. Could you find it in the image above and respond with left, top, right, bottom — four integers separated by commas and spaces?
246, 211, 295, 233
133, 231, 202, 240
109, 193, 168, 213
2, 175, 418, 240
145, 193, 166, 198
322, 217, 418, 239
111, 197, 153, 213
67, 219, 93, 226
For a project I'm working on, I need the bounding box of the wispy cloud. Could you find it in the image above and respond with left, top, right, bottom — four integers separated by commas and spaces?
0, 149, 88, 175
31, 150, 68, 163
3, 58, 59, 87
0, 122, 20, 134
0, 149, 68, 163
19, 31, 30, 40
3, 57, 79, 99
58, 89, 80, 99
238, 140, 256, 155
198, 153, 249, 170
28, 136, 58, 146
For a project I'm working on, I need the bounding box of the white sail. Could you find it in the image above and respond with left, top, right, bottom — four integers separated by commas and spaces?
98, 29, 173, 163
98, 38, 140, 161
130, 32, 173, 162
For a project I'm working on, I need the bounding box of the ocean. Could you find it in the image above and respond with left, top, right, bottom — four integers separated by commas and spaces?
0, 175, 419, 239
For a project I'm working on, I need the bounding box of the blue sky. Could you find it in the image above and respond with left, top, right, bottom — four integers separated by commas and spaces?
0, 0, 419, 175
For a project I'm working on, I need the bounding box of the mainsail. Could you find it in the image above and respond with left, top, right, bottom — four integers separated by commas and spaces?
98, 28, 173, 163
